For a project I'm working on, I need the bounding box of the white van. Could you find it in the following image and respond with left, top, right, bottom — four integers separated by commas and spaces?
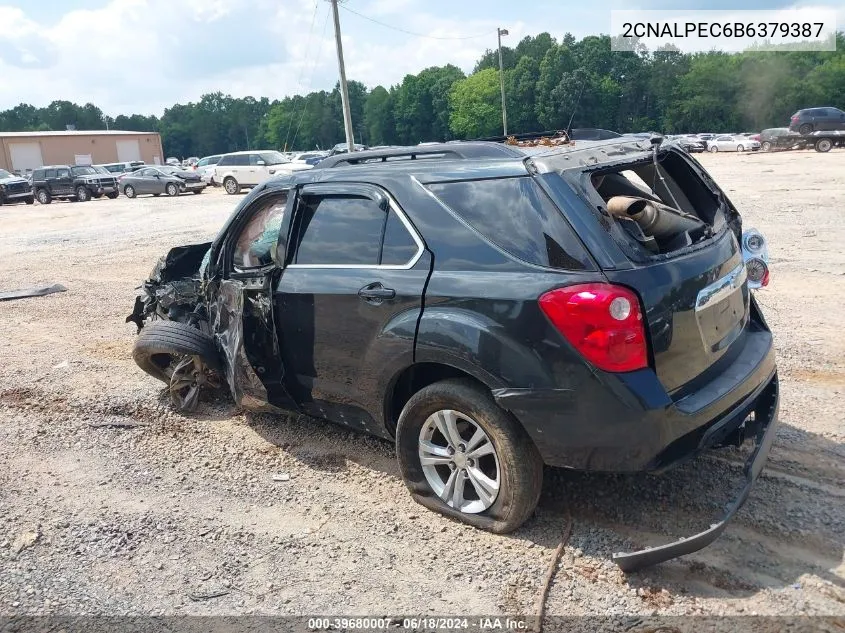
213, 150, 312, 195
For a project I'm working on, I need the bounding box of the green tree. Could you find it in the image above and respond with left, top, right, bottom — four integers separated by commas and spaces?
449, 68, 502, 138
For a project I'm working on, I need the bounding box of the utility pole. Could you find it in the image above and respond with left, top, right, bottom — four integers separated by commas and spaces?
330, 0, 355, 151
497, 27, 509, 136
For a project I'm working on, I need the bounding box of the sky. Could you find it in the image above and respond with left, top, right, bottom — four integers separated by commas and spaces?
0, 0, 838, 116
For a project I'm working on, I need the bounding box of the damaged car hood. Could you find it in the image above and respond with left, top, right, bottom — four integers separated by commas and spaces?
126, 242, 211, 331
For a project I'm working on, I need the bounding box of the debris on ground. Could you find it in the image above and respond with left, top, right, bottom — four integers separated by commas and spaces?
187, 589, 230, 602
271, 473, 291, 482
0, 284, 67, 302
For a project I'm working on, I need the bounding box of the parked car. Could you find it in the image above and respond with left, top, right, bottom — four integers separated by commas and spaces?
758, 128, 802, 152
328, 143, 367, 155
128, 140, 778, 573
32, 165, 119, 203
166, 157, 181, 167
184, 157, 200, 168
291, 152, 329, 166
789, 107, 845, 135
214, 150, 312, 195
119, 165, 206, 198
195, 154, 223, 184
707, 135, 761, 152
0, 168, 34, 205
673, 135, 706, 153
97, 161, 145, 174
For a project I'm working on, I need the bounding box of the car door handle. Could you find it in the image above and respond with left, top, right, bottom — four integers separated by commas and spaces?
358, 283, 395, 300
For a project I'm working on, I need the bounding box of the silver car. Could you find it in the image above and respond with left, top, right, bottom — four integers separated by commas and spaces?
119, 166, 207, 198
707, 135, 761, 152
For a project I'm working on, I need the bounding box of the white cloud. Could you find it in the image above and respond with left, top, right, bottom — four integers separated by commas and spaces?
0, 0, 617, 116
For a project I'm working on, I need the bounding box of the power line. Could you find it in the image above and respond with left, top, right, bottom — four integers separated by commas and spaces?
283, 0, 321, 151
290, 4, 333, 150
339, 3, 495, 40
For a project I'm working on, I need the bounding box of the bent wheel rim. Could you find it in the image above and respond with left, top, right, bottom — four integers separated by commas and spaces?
167, 355, 219, 412
418, 409, 500, 514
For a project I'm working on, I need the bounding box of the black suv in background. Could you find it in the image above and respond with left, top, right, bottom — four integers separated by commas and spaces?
32, 165, 119, 204
127, 140, 778, 572
0, 168, 34, 205
789, 107, 845, 134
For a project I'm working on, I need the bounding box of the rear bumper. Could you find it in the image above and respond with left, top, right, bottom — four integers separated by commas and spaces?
494, 306, 776, 472
612, 373, 779, 572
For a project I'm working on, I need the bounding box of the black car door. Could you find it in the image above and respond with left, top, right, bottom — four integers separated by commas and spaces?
212, 188, 298, 412
274, 183, 431, 435
55, 167, 72, 196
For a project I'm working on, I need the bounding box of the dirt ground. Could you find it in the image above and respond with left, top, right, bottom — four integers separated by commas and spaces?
0, 152, 843, 620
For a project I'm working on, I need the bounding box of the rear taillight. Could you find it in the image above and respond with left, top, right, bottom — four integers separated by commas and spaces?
539, 284, 648, 373
791, 116, 799, 122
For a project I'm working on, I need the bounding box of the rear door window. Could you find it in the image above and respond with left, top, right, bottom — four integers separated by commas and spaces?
426, 177, 591, 270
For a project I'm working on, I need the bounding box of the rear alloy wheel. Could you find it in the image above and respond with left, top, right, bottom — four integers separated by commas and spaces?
709, 145, 719, 152
815, 138, 833, 153
124, 185, 137, 198
165, 183, 179, 197
36, 189, 52, 204
75, 186, 91, 202
223, 177, 240, 195
761, 141, 772, 152
396, 379, 543, 533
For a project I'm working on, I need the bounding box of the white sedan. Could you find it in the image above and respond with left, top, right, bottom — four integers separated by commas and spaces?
707, 135, 761, 152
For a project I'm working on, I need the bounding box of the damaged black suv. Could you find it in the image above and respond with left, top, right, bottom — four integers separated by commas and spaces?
128, 139, 778, 571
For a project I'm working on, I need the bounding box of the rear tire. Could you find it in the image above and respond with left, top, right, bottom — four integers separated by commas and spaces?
124, 185, 137, 198
798, 123, 813, 135
192, 189, 203, 194
106, 191, 119, 199
223, 177, 240, 195
761, 141, 772, 152
396, 379, 543, 534
36, 189, 52, 204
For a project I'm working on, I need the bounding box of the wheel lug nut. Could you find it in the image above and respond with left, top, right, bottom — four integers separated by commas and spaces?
447, 447, 455, 456
458, 444, 466, 453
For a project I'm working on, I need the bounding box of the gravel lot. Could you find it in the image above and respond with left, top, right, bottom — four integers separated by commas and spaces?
1, 153, 843, 619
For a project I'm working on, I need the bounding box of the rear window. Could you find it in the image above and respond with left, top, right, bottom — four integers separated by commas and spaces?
426, 177, 590, 270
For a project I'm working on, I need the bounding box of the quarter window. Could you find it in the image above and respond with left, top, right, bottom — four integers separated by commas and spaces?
426, 177, 590, 270
381, 210, 418, 265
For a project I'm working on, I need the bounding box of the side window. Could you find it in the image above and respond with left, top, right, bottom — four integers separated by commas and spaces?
233, 193, 288, 270
45, 169, 57, 179
293, 195, 385, 266
217, 155, 232, 167
426, 177, 591, 270
34, 170, 44, 180
233, 154, 249, 166
249, 154, 262, 166
381, 209, 418, 265
58, 169, 70, 178
138, 168, 155, 177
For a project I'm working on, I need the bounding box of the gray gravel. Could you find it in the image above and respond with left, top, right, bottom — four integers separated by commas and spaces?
0, 157, 843, 617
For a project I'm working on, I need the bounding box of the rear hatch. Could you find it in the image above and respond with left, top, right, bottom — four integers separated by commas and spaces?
540, 143, 750, 394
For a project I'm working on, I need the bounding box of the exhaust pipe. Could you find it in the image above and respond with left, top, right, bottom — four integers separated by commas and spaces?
606, 196, 704, 240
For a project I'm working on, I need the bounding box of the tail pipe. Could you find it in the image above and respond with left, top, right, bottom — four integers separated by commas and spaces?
607, 196, 705, 240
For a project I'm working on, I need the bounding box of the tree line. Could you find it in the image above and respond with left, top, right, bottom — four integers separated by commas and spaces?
1, 31, 843, 158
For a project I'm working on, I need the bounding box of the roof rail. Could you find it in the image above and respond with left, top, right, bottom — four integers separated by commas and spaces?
313, 141, 524, 169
